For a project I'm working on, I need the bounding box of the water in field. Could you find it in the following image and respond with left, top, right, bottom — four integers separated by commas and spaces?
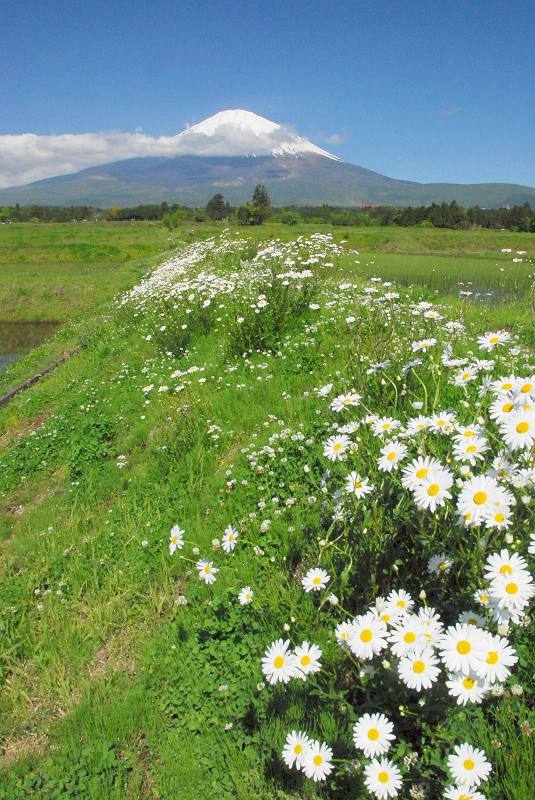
0, 321, 60, 371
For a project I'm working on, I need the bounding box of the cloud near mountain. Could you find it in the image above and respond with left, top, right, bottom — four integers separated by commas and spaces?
0, 110, 337, 189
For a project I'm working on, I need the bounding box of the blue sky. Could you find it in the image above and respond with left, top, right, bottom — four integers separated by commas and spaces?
2, 0, 535, 185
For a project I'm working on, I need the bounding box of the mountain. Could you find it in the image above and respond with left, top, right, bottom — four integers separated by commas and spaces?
1, 109, 534, 208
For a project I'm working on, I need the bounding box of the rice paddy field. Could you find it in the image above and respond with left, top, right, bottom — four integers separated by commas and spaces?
0, 222, 534, 799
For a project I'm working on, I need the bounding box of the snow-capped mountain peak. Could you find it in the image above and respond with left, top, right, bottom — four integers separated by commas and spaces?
175, 109, 341, 161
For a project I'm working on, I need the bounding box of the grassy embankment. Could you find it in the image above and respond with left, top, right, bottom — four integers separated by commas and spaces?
0, 224, 533, 799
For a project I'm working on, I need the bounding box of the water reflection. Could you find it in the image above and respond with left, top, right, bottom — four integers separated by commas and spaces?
0, 321, 60, 371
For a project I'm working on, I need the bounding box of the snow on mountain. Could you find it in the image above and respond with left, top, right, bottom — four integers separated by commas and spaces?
176, 109, 341, 160
0, 109, 340, 188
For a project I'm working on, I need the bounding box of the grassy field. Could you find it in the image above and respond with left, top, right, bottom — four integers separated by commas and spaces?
0, 221, 533, 323
0, 224, 533, 799
0, 222, 171, 321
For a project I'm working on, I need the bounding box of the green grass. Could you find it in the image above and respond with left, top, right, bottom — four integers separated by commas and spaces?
0, 225, 533, 799
0, 221, 171, 321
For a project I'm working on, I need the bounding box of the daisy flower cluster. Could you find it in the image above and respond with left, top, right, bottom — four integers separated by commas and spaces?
155, 252, 533, 797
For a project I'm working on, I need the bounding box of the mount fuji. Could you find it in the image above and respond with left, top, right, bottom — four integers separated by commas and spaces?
0, 109, 534, 208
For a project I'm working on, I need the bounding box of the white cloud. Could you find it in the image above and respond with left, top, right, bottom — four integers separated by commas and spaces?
324, 132, 344, 145
0, 116, 337, 188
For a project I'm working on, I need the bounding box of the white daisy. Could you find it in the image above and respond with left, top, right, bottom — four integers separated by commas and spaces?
238, 586, 253, 605
500, 410, 535, 450
474, 632, 517, 684
335, 620, 356, 645
294, 641, 322, 678
439, 624, 486, 675
348, 613, 389, 660
302, 568, 330, 592
429, 412, 457, 434
447, 743, 492, 787
353, 713, 395, 758
222, 524, 238, 553
195, 559, 219, 585
477, 330, 511, 351
323, 434, 351, 461
489, 396, 517, 423
428, 553, 453, 574
388, 615, 425, 657
484, 549, 529, 582
302, 740, 333, 781
401, 456, 443, 489
413, 468, 454, 512
364, 757, 403, 798
331, 392, 361, 412
398, 647, 441, 691
453, 437, 489, 466
457, 476, 509, 526
282, 730, 311, 770
446, 672, 490, 705
169, 525, 185, 555
261, 639, 298, 685
372, 416, 401, 436
489, 572, 534, 613
386, 589, 414, 615
378, 440, 408, 472
345, 471, 374, 498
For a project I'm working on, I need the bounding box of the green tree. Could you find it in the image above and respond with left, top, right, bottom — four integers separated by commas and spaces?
252, 184, 270, 208
206, 193, 227, 221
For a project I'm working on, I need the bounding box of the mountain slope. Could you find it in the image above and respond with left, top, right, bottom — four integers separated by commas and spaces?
1, 109, 534, 207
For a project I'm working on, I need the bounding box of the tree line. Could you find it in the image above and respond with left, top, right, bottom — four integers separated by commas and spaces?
1, 193, 534, 232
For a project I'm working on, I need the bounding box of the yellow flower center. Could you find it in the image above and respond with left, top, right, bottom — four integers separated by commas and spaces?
416, 467, 428, 479
381, 613, 390, 622
294, 744, 302, 754
495, 513, 505, 523
274, 656, 284, 669
413, 660, 425, 673
499, 564, 512, 576
360, 629, 373, 643
396, 600, 406, 608
473, 491, 487, 505
466, 445, 477, 453
204, 565, 211, 574
300, 655, 311, 666
520, 383, 533, 393
516, 421, 529, 434
378, 771, 389, 783
489, 336, 500, 344
487, 651, 499, 665
462, 372, 471, 380
355, 481, 362, 488
312, 576, 322, 584
313, 754, 323, 766
501, 382, 513, 390
463, 430, 475, 437
463, 758, 475, 771
427, 483, 440, 496
382, 423, 391, 429
463, 677, 475, 689
439, 562, 446, 570
333, 442, 343, 451
502, 402, 513, 412
387, 451, 396, 461
506, 582, 518, 595
457, 640, 471, 655
437, 419, 445, 426
367, 728, 380, 741
404, 632, 416, 644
